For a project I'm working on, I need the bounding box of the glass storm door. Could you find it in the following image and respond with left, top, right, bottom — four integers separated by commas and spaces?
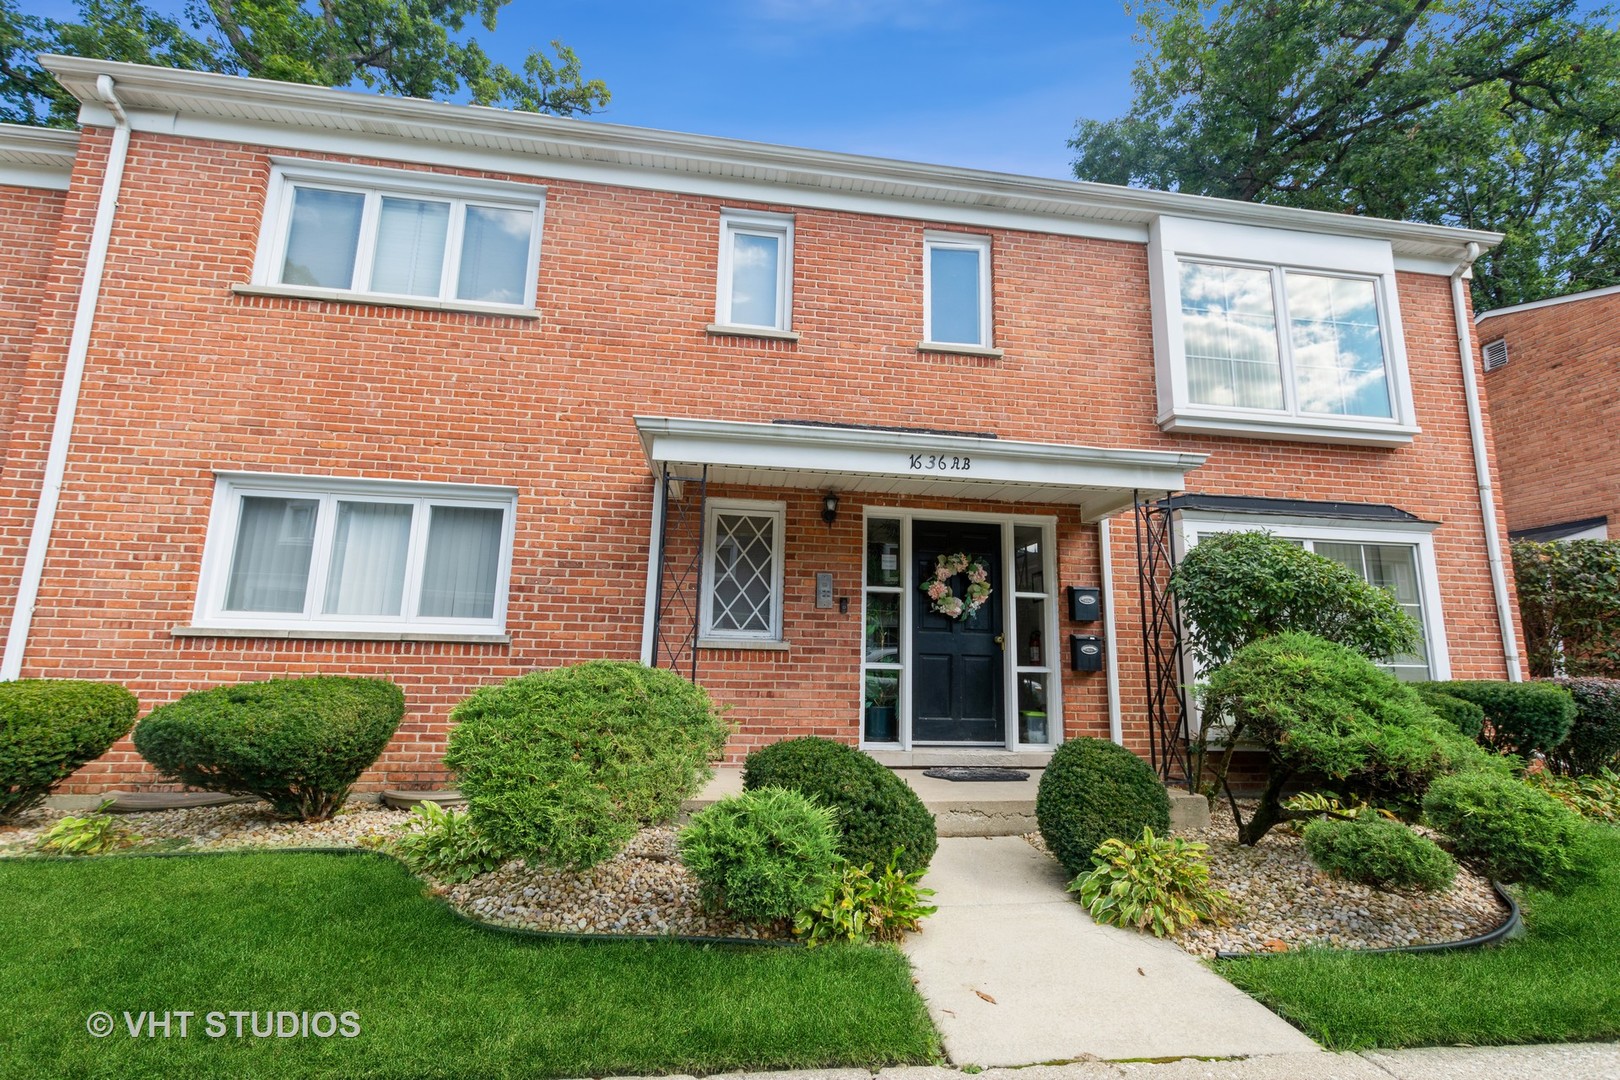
911, 520, 1004, 743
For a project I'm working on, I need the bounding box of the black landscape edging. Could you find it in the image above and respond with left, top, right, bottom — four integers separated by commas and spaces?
1213, 880, 1522, 961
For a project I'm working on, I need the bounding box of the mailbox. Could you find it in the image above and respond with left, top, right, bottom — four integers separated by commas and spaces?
1066, 585, 1101, 623
1069, 634, 1105, 672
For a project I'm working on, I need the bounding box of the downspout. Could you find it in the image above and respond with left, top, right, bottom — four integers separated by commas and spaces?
1, 75, 131, 681
1098, 515, 1123, 745
1451, 241, 1523, 681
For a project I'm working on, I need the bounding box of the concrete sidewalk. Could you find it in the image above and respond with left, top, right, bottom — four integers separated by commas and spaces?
900, 836, 1320, 1065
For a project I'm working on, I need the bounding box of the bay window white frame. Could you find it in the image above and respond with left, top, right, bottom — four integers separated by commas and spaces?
193, 472, 517, 635
1174, 512, 1451, 685
699, 499, 786, 642
922, 232, 993, 349
714, 210, 794, 332
250, 159, 544, 311
1149, 215, 1419, 445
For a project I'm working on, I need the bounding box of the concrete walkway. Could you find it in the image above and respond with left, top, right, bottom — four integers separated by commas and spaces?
901, 835, 1320, 1066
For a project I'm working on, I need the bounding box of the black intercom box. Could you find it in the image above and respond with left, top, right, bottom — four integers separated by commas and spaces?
1070, 634, 1104, 672
1066, 585, 1101, 623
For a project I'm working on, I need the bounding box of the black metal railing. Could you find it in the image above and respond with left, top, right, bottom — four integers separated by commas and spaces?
650, 462, 707, 680
1133, 492, 1193, 789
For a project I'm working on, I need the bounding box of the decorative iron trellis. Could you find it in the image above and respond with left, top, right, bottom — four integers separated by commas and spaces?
650, 462, 707, 680
1133, 491, 1193, 789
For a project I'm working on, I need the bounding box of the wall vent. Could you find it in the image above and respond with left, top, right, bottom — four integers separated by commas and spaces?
1482, 338, 1509, 372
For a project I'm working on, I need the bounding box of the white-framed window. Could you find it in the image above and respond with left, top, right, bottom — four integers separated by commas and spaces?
923, 232, 992, 348
1177, 514, 1450, 682
250, 160, 544, 310
1149, 217, 1418, 445
194, 473, 517, 635
715, 211, 793, 331
701, 500, 785, 641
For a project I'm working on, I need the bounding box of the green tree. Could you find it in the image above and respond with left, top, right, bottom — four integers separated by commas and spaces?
1070, 0, 1620, 311
1, 0, 608, 128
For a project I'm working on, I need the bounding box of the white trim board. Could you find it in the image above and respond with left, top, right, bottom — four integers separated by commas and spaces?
1474, 283, 1620, 323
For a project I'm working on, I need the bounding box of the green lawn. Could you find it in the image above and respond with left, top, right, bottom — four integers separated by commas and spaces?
0, 850, 939, 1079
1215, 825, 1620, 1050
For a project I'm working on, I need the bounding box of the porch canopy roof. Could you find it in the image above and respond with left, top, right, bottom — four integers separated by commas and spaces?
635, 417, 1207, 521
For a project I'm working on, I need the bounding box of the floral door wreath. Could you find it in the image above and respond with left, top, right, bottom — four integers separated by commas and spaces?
923, 552, 992, 620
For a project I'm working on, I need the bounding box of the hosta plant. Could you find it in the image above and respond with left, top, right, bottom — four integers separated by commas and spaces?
1526, 766, 1620, 826
35, 802, 138, 856
1070, 827, 1236, 937
795, 848, 938, 947
388, 801, 508, 884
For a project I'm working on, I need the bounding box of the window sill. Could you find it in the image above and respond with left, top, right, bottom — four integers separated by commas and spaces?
917, 341, 1004, 359
705, 323, 801, 342
696, 637, 791, 652
232, 283, 541, 321
1159, 409, 1419, 447
172, 626, 512, 645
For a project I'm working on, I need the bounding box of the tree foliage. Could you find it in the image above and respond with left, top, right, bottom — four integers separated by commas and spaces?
1513, 539, 1620, 677
1071, 0, 1620, 310
1, 0, 609, 128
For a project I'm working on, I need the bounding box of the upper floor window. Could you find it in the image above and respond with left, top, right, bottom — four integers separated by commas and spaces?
252, 161, 543, 311
194, 473, 517, 636
715, 211, 793, 331
924, 233, 992, 348
1151, 217, 1417, 445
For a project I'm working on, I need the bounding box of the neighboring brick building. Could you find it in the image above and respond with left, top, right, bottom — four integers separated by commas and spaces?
0, 57, 1526, 795
1477, 285, 1620, 542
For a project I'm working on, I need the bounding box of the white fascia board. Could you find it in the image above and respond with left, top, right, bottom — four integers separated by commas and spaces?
0, 163, 71, 190
634, 417, 1207, 495
0, 124, 78, 191
44, 56, 1503, 263
1474, 283, 1620, 324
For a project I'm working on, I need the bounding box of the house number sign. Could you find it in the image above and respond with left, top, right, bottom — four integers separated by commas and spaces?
906, 453, 973, 472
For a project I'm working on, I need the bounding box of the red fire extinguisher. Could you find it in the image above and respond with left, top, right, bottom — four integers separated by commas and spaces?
1028, 629, 1042, 665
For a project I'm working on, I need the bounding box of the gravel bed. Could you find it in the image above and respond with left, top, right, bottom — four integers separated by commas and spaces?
0, 801, 781, 941
1028, 804, 1512, 958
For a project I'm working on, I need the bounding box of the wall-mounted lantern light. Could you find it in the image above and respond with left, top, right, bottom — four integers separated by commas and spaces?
821, 492, 840, 525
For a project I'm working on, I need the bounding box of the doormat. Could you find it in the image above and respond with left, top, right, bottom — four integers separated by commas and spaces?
921, 767, 1030, 782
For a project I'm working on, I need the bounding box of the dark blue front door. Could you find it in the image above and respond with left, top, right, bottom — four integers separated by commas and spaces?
911, 521, 1004, 743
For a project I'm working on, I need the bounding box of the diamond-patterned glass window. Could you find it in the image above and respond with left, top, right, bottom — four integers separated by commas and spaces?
704, 506, 782, 638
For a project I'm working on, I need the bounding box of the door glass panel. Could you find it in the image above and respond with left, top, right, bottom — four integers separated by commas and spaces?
1017, 674, 1050, 744
867, 518, 901, 586
1013, 524, 1044, 592
865, 593, 900, 663
1016, 596, 1047, 666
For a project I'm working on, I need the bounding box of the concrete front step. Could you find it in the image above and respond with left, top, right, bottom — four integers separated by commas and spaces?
686, 768, 1210, 837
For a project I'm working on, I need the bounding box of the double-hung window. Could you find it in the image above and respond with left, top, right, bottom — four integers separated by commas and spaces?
195, 474, 517, 636
715, 211, 793, 332
923, 232, 993, 349
251, 161, 543, 311
1151, 217, 1417, 445
700, 500, 785, 642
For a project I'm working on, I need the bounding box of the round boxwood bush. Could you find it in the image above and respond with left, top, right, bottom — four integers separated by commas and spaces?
1423, 770, 1592, 892
0, 679, 138, 821
1302, 814, 1457, 891
1412, 686, 1486, 741
445, 661, 728, 871
1037, 737, 1170, 877
678, 786, 840, 923
134, 676, 403, 821
1546, 677, 1620, 776
1430, 680, 1576, 758
742, 736, 936, 874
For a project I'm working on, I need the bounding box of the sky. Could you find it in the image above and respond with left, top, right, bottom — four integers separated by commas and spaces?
27, 0, 1143, 180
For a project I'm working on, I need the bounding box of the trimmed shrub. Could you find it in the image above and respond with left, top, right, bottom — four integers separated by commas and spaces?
1302, 814, 1457, 891
1424, 770, 1593, 892
678, 787, 840, 923
445, 661, 728, 870
1200, 633, 1502, 845
0, 679, 138, 821
1170, 530, 1420, 670
1413, 686, 1486, 741
1546, 678, 1620, 776
742, 736, 936, 874
1430, 680, 1576, 758
1036, 737, 1170, 877
135, 677, 403, 821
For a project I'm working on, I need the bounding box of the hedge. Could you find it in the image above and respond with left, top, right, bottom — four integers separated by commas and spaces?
0, 680, 138, 821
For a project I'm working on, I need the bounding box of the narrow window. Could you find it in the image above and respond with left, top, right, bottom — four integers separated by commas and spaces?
716, 212, 793, 330
924, 234, 992, 347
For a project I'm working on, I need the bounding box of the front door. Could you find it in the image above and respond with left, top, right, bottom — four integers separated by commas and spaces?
911, 520, 1004, 743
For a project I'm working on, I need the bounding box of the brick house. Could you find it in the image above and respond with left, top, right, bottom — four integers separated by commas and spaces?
1477, 285, 1620, 542
0, 57, 1526, 795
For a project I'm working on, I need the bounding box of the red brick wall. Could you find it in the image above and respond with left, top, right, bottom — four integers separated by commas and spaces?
0, 127, 1522, 793
0, 184, 66, 456
1479, 292, 1620, 534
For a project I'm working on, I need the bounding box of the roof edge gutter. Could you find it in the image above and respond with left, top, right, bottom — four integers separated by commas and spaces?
1, 75, 130, 680
1450, 244, 1523, 681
